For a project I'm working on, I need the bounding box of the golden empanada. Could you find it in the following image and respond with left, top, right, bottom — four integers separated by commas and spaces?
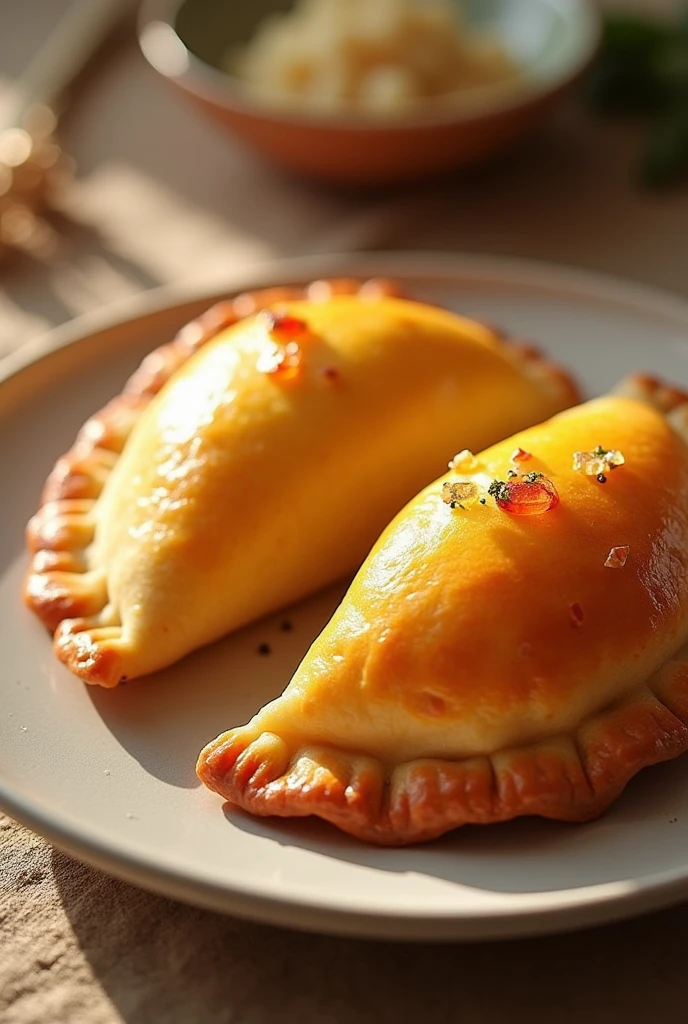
198, 376, 688, 845
25, 278, 577, 687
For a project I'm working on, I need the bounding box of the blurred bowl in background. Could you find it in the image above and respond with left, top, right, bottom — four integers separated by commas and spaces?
138, 0, 600, 186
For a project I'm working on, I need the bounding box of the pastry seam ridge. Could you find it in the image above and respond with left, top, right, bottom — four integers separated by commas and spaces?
613, 373, 688, 444
197, 662, 688, 846
503, 339, 581, 409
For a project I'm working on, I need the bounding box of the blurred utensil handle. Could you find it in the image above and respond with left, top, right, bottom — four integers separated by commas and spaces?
5, 0, 139, 130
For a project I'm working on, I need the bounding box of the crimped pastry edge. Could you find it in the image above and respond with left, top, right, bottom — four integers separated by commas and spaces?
197, 650, 688, 846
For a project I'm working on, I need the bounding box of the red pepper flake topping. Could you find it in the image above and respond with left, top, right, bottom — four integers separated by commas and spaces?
604, 545, 630, 569
257, 312, 307, 380
488, 471, 559, 516
569, 602, 585, 627
261, 311, 308, 339
442, 481, 479, 509
322, 366, 341, 383
511, 447, 532, 463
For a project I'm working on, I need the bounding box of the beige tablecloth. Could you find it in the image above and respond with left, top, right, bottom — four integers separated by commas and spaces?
3, 3, 688, 1022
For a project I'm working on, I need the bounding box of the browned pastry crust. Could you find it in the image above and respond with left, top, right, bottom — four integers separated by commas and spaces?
197, 375, 688, 845
24, 278, 403, 637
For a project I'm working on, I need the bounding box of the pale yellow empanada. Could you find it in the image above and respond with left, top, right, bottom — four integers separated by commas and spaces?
25, 278, 577, 687
198, 376, 688, 845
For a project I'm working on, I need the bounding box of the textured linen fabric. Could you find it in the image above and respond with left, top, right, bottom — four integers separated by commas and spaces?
3, 2, 688, 1022
4, 808, 688, 1024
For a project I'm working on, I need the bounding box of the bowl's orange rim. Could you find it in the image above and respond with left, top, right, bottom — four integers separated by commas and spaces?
138, 0, 602, 133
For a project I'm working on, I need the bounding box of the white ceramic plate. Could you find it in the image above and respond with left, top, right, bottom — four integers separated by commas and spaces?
4, 253, 688, 942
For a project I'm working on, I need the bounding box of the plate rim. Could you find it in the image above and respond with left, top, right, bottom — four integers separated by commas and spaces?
4, 250, 688, 941
5, 250, 688, 388
5, 779, 688, 942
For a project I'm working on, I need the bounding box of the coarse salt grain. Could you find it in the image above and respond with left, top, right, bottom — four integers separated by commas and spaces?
604, 545, 630, 569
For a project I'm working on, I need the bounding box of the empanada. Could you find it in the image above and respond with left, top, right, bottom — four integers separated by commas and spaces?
198, 376, 688, 845
25, 278, 577, 687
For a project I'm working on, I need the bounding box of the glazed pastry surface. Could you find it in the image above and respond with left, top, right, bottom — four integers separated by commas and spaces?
198, 378, 688, 844
25, 283, 577, 686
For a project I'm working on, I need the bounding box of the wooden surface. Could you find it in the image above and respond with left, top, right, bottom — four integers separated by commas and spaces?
2, 2, 688, 1022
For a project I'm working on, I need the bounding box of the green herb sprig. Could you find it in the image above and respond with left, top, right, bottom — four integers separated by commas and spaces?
587, 10, 688, 188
